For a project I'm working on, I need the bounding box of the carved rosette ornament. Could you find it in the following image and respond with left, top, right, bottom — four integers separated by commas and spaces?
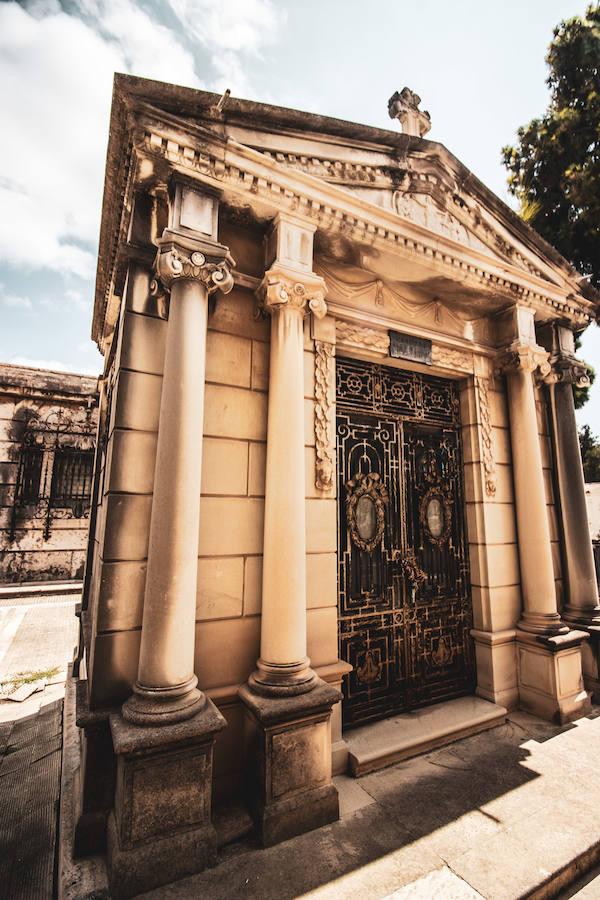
314, 340, 335, 492
258, 270, 328, 319
155, 232, 236, 296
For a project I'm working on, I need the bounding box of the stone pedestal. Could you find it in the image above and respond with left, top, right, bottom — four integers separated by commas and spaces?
580, 626, 600, 701
516, 630, 591, 724
239, 680, 341, 847
497, 311, 591, 722
73, 678, 116, 856
106, 699, 226, 899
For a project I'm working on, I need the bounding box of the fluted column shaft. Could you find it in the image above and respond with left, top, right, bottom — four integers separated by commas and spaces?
502, 345, 567, 635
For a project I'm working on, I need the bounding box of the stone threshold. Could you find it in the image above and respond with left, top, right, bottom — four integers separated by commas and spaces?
345, 695, 507, 776
0, 580, 82, 601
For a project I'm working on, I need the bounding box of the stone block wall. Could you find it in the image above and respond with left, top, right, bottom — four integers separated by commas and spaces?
85, 253, 340, 800
0, 364, 98, 584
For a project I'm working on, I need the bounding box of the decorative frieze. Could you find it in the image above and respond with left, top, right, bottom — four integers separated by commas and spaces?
335, 320, 390, 355
474, 376, 497, 497
314, 340, 335, 492
431, 345, 474, 374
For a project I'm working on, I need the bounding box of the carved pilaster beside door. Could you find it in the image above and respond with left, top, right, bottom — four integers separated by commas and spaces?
474, 375, 497, 497
314, 340, 335, 492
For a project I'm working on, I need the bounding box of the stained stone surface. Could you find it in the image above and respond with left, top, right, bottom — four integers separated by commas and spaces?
136, 708, 600, 900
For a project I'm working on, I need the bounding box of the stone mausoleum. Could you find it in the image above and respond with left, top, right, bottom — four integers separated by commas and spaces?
71, 75, 600, 896
0, 362, 98, 584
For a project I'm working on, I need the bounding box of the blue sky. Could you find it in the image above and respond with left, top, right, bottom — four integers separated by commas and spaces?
2, 0, 599, 430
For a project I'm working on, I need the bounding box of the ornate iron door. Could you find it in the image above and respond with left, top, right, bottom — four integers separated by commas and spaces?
336, 357, 474, 728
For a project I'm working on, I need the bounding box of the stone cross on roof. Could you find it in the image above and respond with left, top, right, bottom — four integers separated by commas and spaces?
388, 87, 431, 138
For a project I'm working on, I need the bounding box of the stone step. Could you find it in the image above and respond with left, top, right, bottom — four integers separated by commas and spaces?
345, 695, 507, 776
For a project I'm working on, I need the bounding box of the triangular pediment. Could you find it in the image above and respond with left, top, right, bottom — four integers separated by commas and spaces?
252, 146, 563, 287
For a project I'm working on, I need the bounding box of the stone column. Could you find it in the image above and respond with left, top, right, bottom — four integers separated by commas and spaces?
497, 306, 590, 723
122, 252, 229, 725
540, 322, 600, 696
106, 183, 231, 898
239, 213, 341, 847
501, 342, 567, 637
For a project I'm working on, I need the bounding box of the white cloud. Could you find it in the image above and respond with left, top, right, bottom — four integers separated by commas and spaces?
166, 0, 283, 53
1, 293, 33, 309
167, 0, 284, 95
0, 0, 284, 285
0, 1, 201, 281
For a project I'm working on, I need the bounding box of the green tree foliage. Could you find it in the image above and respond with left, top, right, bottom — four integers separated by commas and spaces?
503, 4, 600, 409
503, 4, 600, 288
579, 424, 600, 481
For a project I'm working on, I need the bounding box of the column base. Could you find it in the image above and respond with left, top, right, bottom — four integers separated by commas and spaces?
238, 677, 341, 847
106, 698, 226, 899
563, 607, 600, 628
517, 611, 569, 636
250, 657, 318, 697
73, 678, 116, 857
121, 674, 204, 726
516, 629, 592, 724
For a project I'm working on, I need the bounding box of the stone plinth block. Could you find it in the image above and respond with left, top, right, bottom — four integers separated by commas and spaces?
516, 630, 592, 724
580, 625, 600, 701
239, 678, 341, 847
106, 699, 226, 899
74, 677, 116, 857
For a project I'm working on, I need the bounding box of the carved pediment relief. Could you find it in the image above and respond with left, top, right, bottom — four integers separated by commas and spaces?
260, 147, 555, 285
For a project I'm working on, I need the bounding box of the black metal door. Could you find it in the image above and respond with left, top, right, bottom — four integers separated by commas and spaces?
336, 357, 474, 729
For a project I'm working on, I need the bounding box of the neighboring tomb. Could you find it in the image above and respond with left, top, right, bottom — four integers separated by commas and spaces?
0, 362, 99, 584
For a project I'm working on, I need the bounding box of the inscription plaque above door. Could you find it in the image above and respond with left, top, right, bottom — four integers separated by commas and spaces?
389, 330, 432, 365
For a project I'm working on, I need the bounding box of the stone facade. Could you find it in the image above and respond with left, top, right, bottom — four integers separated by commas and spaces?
0, 363, 98, 584
70, 75, 600, 896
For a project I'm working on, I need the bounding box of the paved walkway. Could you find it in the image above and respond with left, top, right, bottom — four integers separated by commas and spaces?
136, 708, 600, 900
0, 683, 65, 899
0, 588, 79, 899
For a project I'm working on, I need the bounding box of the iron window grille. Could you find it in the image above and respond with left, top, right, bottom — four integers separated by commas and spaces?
50, 448, 94, 513
9, 409, 96, 541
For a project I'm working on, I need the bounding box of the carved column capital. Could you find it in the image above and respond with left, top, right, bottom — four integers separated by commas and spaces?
154, 230, 236, 296
496, 344, 551, 378
544, 354, 591, 388
257, 267, 327, 319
